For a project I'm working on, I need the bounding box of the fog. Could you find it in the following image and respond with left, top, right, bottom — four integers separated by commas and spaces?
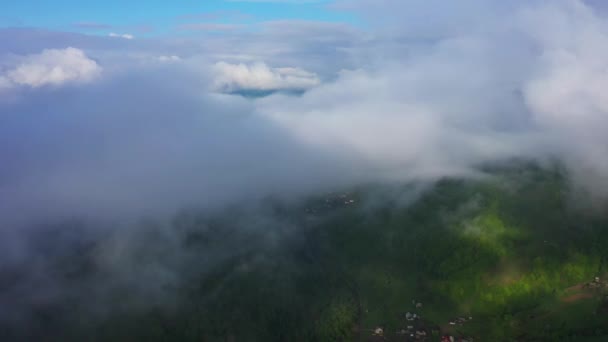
1, 0, 608, 335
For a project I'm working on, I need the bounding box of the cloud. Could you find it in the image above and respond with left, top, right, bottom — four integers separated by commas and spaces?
256, 66, 538, 183
158, 55, 181, 62
108, 32, 134, 40
521, 0, 608, 197
0, 47, 101, 89
2, 0, 608, 228
212, 61, 320, 93
226, 0, 324, 3
0, 66, 347, 232
1, 1, 608, 234
176, 10, 253, 22
73, 22, 113, 30
178, 23, 245, 32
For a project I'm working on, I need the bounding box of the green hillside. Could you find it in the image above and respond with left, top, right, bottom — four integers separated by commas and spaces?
7, 163, 608, 341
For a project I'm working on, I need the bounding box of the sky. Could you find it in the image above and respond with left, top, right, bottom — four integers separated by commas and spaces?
0, 0, 358, 35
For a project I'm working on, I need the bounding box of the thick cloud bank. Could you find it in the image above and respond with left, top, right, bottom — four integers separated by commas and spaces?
1, 0, 608, 252
522, 1, 608, 196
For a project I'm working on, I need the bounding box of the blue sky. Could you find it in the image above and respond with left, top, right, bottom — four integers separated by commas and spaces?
1, 0, 357, 35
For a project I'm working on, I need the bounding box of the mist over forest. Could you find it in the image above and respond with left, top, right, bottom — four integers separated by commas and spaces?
2, 0, 608, 341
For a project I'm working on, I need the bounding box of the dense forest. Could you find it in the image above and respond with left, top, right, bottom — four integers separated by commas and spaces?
2, 162, 608, 341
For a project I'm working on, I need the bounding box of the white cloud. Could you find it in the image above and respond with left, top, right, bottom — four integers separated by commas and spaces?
257, 66, 536, 183
226, 0, 323, 3
212, 61, 320, 92
250, 0, 608, 199
1, 47, 101, 89
158, 55, 181, 62
109, 32, 134, 40
178, 23, 244, 32
522, 0, 608, 197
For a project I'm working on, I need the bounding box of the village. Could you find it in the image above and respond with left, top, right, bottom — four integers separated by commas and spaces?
364, 275, 608, 342
366, 300, 474, 342
304, 192, 358, 214
583, 276, 608, 290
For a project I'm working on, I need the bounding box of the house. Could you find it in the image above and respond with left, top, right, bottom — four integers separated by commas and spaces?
415, 329, 428, 338
449, 317, 469, 326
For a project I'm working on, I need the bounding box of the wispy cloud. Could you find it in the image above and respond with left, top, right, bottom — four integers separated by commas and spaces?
108, 32, 134, 39
178, 23, 245, 32
226, 0, 326, 3
73, 21, 113, 30
176, 10, 253, 22
158, 55, 181, 62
